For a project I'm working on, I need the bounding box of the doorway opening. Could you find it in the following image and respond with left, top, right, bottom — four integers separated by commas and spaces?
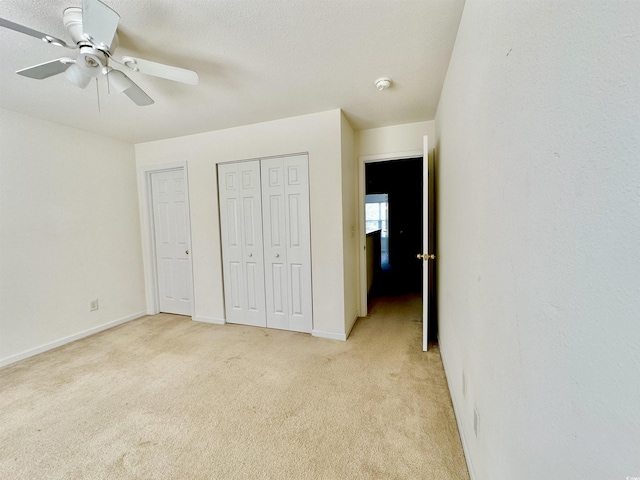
358, 138, 433, 351
365, 158, 423, 297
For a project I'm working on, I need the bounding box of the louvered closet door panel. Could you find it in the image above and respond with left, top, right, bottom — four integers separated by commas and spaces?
283, 155, 313, 333
261, 157, 289, 330
218, 161, 266, 327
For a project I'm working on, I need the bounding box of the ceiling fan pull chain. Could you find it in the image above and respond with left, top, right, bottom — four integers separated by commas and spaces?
96, 77, 101, 113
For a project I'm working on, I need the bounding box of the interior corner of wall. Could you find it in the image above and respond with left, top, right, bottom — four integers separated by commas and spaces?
339, 110, 355, 132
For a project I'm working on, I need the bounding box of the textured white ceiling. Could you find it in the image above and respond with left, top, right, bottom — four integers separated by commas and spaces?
0, 0, 465, 144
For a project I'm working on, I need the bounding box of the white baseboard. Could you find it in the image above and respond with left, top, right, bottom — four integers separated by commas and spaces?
439, 337, 478, 480
192, 316, 225, 325
0, 311, 147, 368
345, 315, 359, 340
312, 329, 347, 341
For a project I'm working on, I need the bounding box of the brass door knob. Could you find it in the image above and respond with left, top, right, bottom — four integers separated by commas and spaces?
186, 250, 189, 255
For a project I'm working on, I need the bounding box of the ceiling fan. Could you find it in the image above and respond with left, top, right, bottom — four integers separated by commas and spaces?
0, 0, 199, 106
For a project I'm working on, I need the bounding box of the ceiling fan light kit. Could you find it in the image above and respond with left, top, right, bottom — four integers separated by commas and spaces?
0, 0, 199, 107
65, 64, 91, 88
104, 67, 132, 93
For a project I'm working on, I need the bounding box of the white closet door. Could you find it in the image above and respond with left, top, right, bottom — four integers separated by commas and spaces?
218, 161, 266, 327
261, 155, 313, 333
239, 161, 267, 326
261, 157, 290, 330
151, 169, 193, 316
284, 155, 313, 333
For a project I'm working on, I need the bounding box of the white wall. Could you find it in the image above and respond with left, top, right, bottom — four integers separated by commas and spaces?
435, 2, 640, 479
0, 109, 146, 365
135, 109, 350, 338
357, 120, 434, 157
340, 112, 358, 335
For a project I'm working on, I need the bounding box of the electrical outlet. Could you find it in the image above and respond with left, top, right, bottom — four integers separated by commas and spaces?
90, 299, 99, 311
474, 408, 480, 438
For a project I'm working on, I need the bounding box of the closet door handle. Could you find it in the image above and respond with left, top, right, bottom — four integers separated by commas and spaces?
248, 253, 253, 257
275, 254, 280, 258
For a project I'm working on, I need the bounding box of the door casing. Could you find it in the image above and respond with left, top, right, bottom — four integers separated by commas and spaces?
357, 149, 423, 317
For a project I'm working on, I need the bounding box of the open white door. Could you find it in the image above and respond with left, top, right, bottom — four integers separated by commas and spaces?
420, 135, 432, 351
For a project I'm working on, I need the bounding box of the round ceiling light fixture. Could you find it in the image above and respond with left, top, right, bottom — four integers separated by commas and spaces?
375, 77, 392, 91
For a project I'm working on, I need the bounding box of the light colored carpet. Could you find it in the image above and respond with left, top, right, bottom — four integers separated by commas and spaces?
0, 295, 469, 479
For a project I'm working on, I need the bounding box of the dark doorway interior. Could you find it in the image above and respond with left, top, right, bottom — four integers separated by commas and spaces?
366, 158, 423, 296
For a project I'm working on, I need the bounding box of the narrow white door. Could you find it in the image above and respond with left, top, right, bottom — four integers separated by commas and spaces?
151, 169, 193, 316
218, 161, 267, 327
422, 135, 431, 351
261, 155, 313, 333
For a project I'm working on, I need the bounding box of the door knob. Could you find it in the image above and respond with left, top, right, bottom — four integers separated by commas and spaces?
416, 253, 435, 260
185, 250, 189, 255
248, 253, 253, 257
275, 254, 280, 258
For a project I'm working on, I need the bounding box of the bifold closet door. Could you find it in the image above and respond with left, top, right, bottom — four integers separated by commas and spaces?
218, 161, 267, 327
261, 155, 313, 333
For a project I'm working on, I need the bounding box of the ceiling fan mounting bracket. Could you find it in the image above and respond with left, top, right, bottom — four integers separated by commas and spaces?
42, 35, 66, 47
122, 57, 140, 72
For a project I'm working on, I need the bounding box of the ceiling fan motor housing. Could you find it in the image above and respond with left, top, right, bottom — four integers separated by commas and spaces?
63, 6, 118, 54
77, 47, 108, 75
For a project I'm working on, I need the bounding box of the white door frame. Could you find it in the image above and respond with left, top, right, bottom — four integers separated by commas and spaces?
139, 161, 196, 316
358, 149, 423, 317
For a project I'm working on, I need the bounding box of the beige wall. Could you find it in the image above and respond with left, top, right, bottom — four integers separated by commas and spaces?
340, 112, 358, 334
357, 121, 434, 157
435, 1, 640, 479
0, 108, 146, 365
135, 109, 350, 338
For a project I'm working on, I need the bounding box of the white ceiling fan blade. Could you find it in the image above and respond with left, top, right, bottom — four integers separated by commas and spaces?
16, 58, 75, 79
82, 0, 119, 50
0, 17, 73, 48
123, 82, 154, 106
117, 56, 199, 85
